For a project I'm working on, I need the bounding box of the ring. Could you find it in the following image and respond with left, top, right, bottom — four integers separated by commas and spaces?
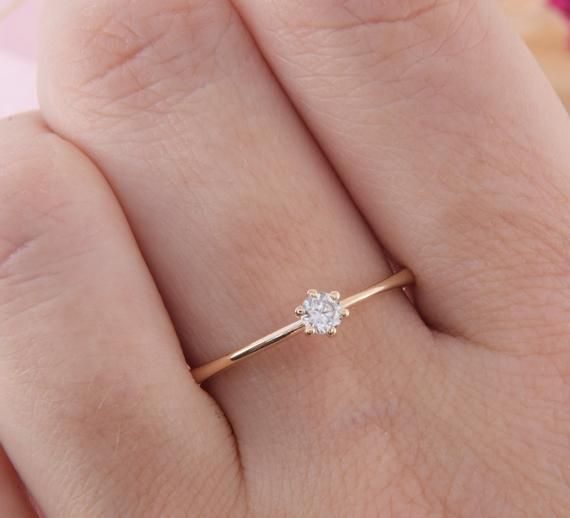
191, 268, 414, 384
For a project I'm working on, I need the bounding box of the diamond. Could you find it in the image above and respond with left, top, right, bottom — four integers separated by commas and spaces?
299, 291, 344, 335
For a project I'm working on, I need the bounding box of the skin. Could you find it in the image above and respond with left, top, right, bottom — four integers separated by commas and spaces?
0, 0, 569, 516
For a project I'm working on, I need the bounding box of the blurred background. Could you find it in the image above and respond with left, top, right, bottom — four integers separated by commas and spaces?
1, 0, 570, 118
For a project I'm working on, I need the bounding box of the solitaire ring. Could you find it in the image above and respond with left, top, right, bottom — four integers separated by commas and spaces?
191, 268, 414, 384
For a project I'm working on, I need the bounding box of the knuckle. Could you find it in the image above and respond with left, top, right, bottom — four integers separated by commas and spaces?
1, 119, 67, 270
43, 0, 235, 118
271, 0, 454, 32
0, 115, 106, 378
0, 117, 94, 285
270, 0, 487, 69
266, 0, 488, 108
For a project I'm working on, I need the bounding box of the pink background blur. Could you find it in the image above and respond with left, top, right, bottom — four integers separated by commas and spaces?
0, 0, 41, 117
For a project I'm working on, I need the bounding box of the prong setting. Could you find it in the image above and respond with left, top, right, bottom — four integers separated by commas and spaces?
341, 307, 350, 318
297, 289, 344, 336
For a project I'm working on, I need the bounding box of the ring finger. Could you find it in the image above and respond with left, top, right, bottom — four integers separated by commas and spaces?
39, 0, 431, 504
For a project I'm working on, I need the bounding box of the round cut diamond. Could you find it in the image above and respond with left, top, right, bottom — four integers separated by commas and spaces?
301, 292, 343, 335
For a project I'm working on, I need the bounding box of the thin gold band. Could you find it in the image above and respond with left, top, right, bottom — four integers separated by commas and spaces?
191, 268, 414, 384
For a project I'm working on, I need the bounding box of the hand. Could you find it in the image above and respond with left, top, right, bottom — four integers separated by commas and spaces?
1, 1, 570, 516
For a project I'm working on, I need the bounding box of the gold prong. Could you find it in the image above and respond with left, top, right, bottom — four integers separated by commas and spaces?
305, 326, 316, 336
327, 327, 337, 336
330, 290, 340, 301
295, 306, 305, 317
341, 308, 350, 318
307, 289, 318, 298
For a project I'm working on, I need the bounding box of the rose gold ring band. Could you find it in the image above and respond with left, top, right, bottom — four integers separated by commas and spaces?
191, 268, 414, 384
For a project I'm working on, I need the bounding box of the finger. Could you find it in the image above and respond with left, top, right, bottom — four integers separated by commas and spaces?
38, 5, 427, 404
37, 0, 432, 499
0, 114, 242, 517
0, 447, 36, 518
232, 0, 570, 352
